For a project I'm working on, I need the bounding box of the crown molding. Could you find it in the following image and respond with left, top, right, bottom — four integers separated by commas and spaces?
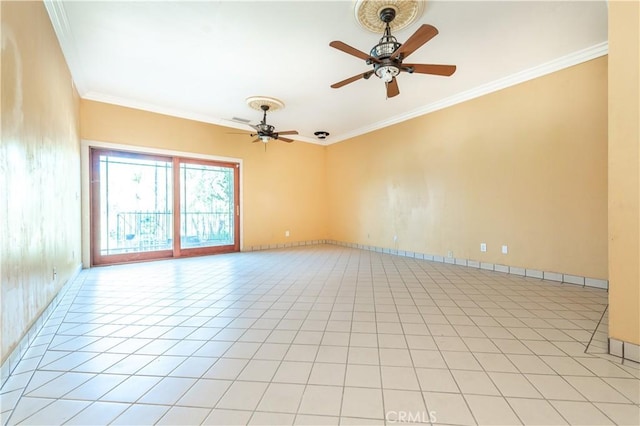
43, 0, 606, 148
328, 41, 609, 144
81, 92, 323, 146
43, 0, 88, 95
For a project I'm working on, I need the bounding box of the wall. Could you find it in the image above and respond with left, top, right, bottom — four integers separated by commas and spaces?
0, 0, 618, 367
1, 1, 81, 365
327, 57, 608, 280
608, 1, 640, 346
80, 100, 328, 259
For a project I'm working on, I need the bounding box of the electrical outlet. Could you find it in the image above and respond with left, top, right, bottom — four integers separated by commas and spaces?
480, 243, 487, 252
53, 267, 57, 281
285, 230, 290, 237
447, 250, 453, 258
502, 245, 508, 254
393, 235, 398, 242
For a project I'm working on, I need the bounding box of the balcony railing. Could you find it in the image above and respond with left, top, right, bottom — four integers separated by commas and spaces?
102, 210, 233, 254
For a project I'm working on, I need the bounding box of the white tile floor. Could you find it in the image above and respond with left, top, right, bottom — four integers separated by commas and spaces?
1, 245, 639, 425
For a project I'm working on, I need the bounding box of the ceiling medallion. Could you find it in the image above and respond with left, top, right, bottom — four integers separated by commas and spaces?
354, 0, 425, 33
246, 96, 285, 112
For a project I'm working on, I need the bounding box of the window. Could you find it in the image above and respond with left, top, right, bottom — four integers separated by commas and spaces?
90, 148, 239, 265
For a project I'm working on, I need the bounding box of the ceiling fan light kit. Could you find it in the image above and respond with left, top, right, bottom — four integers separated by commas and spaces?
331, 1, 456, 98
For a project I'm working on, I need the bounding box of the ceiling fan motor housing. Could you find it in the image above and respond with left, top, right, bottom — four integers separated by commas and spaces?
371, 7, 401, 59
370, 37, 401, 59
370, 7, 402, 82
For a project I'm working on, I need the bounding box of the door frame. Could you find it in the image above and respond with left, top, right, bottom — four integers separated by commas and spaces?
82, 140, 243, 267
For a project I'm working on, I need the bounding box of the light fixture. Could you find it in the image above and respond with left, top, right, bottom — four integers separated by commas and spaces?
376, 65, 399, 82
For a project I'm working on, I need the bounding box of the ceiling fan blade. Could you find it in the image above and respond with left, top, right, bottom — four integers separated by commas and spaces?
386, 78, 400, 98
330, 41, 378, 62
404, 63, 457, 76
331, 70, 374, 89
251, 138, 261, 143
391, 24, 438, 60
277, 130, 298, 135
278, 137, 294, 143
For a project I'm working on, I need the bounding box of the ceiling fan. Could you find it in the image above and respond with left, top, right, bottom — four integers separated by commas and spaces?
247, 104, 298, 143
330, 7, 457, 98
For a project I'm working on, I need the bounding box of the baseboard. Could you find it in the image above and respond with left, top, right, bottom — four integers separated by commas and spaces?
244, 239, 328, 252
0, 263, 83, 388
326, 240, 608, 290
609, 338, 640, 364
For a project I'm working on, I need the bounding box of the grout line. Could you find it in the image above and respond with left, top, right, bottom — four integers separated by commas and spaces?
327, 240, 609, 291
2, 246, 637, 426
584, 305, 608, 355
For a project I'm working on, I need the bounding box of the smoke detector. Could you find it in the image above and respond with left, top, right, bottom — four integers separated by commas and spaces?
314, 131, 330, 140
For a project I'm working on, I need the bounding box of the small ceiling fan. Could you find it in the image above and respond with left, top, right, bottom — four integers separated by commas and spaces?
247, 105, 298, 143
330, 7, 456, 98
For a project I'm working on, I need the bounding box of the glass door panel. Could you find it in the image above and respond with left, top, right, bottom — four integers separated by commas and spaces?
90, 148, 240, 266
179, 162, 236, 250
91, 150, 173, 265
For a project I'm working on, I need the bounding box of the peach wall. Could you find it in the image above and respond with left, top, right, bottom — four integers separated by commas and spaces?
1, 1, 81, 364
327, 57, 608, 280
79, 100, 328, 256
0, 0, 622, 367
608, 1, 640, 346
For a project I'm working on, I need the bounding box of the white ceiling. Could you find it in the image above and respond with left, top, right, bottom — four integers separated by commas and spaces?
45, 0, 608, 145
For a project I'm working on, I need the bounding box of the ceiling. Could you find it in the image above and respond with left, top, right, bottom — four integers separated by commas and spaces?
44, 1, 608, 145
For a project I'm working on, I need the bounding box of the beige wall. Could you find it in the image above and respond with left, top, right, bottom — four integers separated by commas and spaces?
2, 0, 630, 365
80, 101, 328, 253
1, 1, 81, 364
327, 57, 608, 280
608, 1, 640, 346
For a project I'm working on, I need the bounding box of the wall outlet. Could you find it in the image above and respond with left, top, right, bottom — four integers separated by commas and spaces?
502, 245, 508, 254
480, 243, 487, 252
285, 230, 290, 237
447, 250, 453, 258
53, 267, 57, 281
393, 235, 398, 242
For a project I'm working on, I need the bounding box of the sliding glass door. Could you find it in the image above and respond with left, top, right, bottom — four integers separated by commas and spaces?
91, 148, 239, 265
179, 161, 236, 250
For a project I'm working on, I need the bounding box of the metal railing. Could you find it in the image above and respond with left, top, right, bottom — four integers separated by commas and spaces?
107, 211, 233, 253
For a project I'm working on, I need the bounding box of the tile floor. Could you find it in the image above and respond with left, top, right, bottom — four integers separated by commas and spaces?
1, 244, 638, 425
